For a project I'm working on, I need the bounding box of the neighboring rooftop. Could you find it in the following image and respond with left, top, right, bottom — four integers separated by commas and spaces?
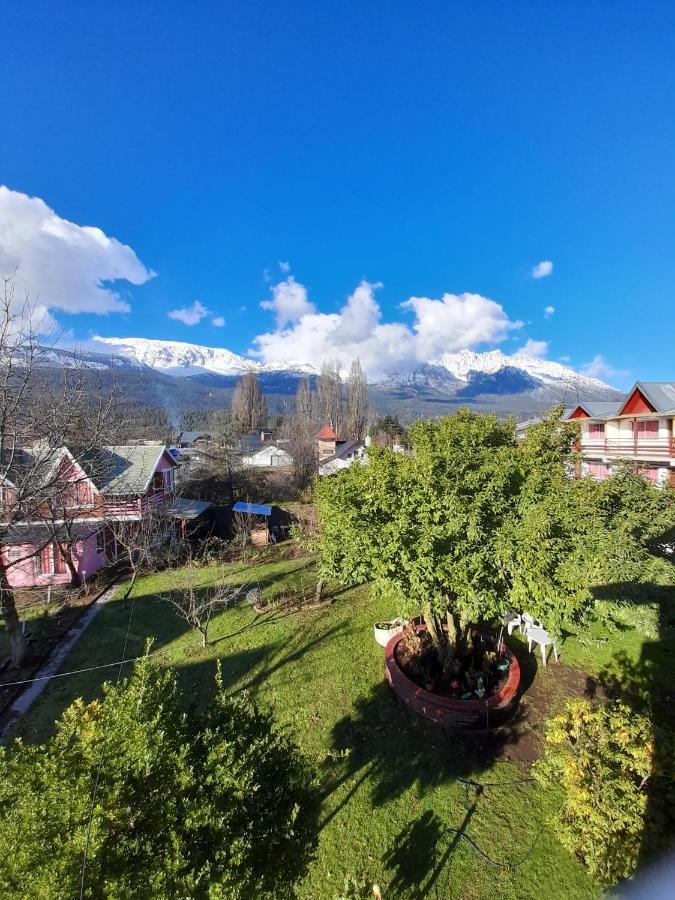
317, 424, 338, 441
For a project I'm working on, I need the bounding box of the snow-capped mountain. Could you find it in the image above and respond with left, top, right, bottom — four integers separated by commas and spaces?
93, 336, 260, 377
49, 335, 621, 415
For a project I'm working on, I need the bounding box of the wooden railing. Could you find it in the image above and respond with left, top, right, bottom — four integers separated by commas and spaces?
580, 438, 675, 459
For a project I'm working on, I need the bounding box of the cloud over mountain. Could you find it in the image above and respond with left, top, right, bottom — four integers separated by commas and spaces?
0, 186, 153, 320
252, 279, 521, 377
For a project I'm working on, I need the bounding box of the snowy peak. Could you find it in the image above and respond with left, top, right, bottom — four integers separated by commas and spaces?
431, 348, 618, 396
93, 336, 260, 377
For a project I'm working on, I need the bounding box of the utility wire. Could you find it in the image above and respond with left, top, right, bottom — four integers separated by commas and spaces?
78, 594, 137, 899
0, 648, 166, 689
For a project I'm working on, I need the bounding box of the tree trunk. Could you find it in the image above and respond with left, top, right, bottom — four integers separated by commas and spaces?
122, 566, 138, 608
200, 627, 207, 648
315, 579, 324, 604
422, 601, 445, 663
0, 562, 27, 667
62, 547, 78, 585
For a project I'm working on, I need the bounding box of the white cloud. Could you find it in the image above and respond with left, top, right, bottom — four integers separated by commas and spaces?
559, 355, 571, 363
278, 260, 290, 273
516, 339, 549, 358
544, 305, 555, 318
212, 316, 225, 327
260, 276, 316, 327
0, 186, 153, 319
531, 260, 553, 279
581, 355, 629, 381
402, 292, 520, 361
252, 280, 521, 377
168, 300, 210, 326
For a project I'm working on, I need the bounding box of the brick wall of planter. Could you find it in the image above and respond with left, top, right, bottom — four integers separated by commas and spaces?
384, 625, 521, 730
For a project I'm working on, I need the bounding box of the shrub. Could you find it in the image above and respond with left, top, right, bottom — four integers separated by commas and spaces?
0, 657, 318, 898
534, 699, 673, 884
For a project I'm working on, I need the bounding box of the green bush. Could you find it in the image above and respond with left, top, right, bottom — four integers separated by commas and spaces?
534, 699, 673, 884
0, 657, 318, 898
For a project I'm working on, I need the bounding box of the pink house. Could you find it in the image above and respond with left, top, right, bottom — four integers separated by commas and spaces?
1, 445, 178, 589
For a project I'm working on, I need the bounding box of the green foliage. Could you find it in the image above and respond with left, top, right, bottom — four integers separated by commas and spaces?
317, 406, 675, 645
534, 699, 674, 884
0, 656, 318, 898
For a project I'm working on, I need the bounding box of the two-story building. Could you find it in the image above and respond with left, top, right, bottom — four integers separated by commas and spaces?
1, 444, 178, 588
566, 382, 675, 486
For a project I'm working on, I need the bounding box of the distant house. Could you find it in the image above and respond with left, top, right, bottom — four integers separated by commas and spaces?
316, 426, 365, 477
1, 445, 179, 588
177, 431, 217, 448
565, 382, 675, 486
241, 444, 292, 468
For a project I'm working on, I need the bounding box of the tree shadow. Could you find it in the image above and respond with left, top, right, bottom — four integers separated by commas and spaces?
590, 578, 675, 871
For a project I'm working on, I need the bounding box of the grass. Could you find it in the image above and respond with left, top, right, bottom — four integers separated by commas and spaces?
7, 547, 672, 899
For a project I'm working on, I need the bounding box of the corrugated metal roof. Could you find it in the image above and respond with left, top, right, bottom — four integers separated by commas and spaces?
232, 501, 272, 516
94, 446, 174, 495
169, 498, 213, 520
634, 382, 675, 413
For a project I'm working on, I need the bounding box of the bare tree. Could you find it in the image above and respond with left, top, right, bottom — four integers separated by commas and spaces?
231, 510, 253, 559
295, 377, 316, 422
317, 360, 342, 434
231, 372, 268, 434
346, 357, 369, 440
164, 554, 243, 647
109, 507, 174, 602
0, 275, 120, 666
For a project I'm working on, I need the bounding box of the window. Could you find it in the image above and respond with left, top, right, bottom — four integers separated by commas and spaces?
642, 467, 660, 484
153, 471, 164, 492
587, 462, 608, 480
6, 548, 21, 560
96, 528, 105, 554
635, 420, 659, 440
588, 423, 605, 437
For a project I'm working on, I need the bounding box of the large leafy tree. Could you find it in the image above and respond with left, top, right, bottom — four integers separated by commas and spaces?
317, 407, 675, 660
0, 657, 318, 898
317, 409, 521, 659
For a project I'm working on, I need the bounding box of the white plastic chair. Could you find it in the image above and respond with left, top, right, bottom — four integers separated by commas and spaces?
503, 611, 522, 636
526, 626, 559, 666
520, 613, 542, 635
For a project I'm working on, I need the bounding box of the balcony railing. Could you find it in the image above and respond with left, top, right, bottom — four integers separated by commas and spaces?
580, 438, 675, 459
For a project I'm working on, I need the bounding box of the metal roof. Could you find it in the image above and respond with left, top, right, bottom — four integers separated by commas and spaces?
93, 446, 175, 495
178, 431, 214, 445
319, 440, 362, 465
169, 497, 213, 520
632, 382, 675, 414
232, 501, 272, 517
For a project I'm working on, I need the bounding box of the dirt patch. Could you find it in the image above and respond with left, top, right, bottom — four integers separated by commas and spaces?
490, 648, 610, 767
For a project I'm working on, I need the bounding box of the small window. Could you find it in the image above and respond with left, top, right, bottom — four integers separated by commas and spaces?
642, 467, 660, 483
635, 420, 659, 439
153, 472, 164, 491
588, 423, 605, 437
7, 548, 21, 560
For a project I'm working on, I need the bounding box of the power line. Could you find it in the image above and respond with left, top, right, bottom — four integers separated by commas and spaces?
79, 594, 137, 899
0, 648, 166, 688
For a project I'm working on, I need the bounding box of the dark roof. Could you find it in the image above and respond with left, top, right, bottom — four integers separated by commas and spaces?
169, 497, 213, 520
178, 431, 214, 445
2, 522, 99, 545
319, 440, 362, 465
232, 501, 272, 517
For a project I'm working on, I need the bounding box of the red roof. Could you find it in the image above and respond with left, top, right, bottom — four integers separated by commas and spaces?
316, 424, 338, 440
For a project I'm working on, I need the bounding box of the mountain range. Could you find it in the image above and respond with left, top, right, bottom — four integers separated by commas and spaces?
53, 336, 622, 422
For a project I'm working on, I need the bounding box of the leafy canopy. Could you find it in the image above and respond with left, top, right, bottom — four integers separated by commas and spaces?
0, 657, 318, 899
317, 407, 675, 632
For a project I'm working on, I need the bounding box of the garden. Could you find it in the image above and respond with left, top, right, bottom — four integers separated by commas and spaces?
1, 409, 674, 898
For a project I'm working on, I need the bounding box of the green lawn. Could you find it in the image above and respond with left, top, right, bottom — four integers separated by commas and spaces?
8, 547, 673, 899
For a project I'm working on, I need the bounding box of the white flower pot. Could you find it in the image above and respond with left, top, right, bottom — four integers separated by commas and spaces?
373, 619, 404, 647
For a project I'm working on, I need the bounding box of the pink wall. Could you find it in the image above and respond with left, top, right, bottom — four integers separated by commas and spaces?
3, 531, 107, 588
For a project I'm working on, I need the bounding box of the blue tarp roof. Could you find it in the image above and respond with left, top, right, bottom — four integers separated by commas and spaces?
232, 501, 272, 517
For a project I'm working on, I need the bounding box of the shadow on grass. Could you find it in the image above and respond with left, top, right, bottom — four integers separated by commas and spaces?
589, 578, 675, 873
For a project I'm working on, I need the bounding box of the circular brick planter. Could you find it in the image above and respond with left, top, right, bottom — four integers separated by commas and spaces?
384, 624, 521, 729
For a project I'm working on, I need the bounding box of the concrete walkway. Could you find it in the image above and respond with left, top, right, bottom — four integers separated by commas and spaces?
0, 582, 121, 741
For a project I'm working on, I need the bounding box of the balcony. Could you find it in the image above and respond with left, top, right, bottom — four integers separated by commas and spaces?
579, 437, 675, 460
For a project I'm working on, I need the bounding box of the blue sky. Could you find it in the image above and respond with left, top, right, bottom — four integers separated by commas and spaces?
2, 1, 675, 386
